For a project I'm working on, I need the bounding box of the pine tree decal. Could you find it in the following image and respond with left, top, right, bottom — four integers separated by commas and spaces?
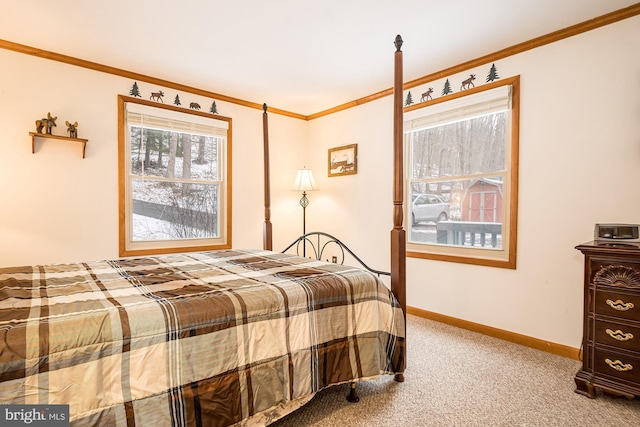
486, 63, 500, 82
129, 82, 141, 97
441, 79, 452, 96
174, 94, 181, 106
405, 91, 414, 106
210, 101, 218, 114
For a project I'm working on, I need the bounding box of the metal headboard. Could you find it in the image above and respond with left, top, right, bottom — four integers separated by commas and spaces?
282, 231, 390, 277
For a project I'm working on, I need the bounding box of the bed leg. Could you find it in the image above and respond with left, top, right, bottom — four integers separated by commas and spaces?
346, 382, 360, 403
394, 373, 405, 383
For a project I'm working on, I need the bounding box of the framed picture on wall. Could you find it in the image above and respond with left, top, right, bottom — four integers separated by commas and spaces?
328, 144, 357, 177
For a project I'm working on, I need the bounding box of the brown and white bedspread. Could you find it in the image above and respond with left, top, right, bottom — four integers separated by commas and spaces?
0, 249, 405, 426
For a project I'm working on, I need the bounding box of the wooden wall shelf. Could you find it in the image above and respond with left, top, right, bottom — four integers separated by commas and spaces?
29, 132, 89, 158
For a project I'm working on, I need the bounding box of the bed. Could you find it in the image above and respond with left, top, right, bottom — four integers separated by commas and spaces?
0, 36, 407, 426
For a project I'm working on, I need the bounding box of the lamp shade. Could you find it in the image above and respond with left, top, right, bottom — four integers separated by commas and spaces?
293, 168, 317, 192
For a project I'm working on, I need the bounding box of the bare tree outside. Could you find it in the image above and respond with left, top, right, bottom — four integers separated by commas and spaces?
408, 111, 507, 248
128, 125, 220, 241
167, 132, 178, 178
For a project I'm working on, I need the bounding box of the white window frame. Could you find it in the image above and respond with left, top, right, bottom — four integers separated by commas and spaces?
404, 76, 519, 269
118, 95, 232, 257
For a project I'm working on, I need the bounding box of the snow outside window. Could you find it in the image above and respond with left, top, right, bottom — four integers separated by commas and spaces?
118, 96, 231, 256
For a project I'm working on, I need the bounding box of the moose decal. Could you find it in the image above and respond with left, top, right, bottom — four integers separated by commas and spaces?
420, 88, 433, 102
460, 74, 476, 90
150, 91, 164, 102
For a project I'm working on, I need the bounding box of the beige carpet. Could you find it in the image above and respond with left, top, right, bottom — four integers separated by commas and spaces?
270, 315, 640, 426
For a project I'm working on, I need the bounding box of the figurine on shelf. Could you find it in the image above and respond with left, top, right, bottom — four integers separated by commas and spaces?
35, 112, 57, 134
66, 121, 78, 138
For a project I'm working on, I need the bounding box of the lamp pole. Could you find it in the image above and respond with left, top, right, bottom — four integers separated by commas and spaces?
293, 167, 316, 258
299, 190, 309, 257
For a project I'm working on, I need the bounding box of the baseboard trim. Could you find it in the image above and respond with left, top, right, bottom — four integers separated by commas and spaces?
407, 306, 581, 360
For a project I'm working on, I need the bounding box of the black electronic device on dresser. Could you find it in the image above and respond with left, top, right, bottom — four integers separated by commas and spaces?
575, 241, 640, 398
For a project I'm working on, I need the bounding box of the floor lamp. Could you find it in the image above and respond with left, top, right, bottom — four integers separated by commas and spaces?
293, 167, 317, 257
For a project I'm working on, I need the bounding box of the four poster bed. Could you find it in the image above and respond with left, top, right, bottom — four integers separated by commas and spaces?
0, 37, 407, 426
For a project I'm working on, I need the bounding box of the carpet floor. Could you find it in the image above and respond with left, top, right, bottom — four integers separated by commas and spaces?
270, 314, 640, 426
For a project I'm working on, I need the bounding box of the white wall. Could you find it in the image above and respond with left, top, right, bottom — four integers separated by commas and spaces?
306, 99, 395, 274
1, 15, 638, 350
0, 48, 307, 266
307, 16, 640, 348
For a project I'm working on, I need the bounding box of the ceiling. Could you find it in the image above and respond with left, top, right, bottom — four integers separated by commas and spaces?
1, 1, 637, 116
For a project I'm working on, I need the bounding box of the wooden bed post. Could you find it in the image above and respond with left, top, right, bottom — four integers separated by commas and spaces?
391, 35, 406, 381
262, 103, 273, 251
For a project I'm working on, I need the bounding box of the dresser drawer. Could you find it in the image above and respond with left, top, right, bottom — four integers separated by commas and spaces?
594, 290, 640, 321
594, 348, 640, 385
590, 258, 640, 287
591, 261, 640, 288
594, 319, 640, 353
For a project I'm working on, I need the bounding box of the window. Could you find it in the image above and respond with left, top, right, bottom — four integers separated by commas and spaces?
118, 96, 232, 257
404, 77, 519, 268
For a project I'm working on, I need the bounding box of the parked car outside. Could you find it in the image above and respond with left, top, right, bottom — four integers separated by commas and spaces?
411, 193, 450, 225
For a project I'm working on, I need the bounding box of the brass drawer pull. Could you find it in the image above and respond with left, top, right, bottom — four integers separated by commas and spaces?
605, 328, 634, 341
606, 299, 635, 311
605, 358, 633, 372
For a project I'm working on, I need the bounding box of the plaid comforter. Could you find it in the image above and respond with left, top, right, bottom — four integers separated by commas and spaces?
0, 249, 405, 426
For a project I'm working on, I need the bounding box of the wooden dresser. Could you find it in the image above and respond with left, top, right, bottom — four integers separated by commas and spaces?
575, 241, 640, 398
